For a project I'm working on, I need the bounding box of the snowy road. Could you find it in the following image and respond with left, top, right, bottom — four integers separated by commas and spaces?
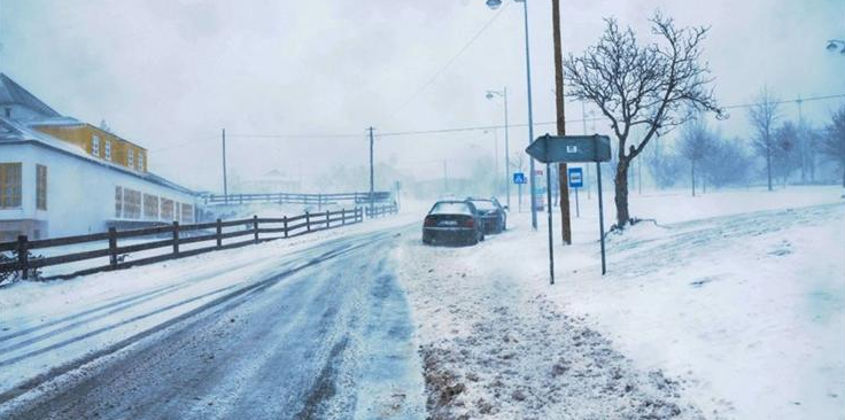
0, 226, 425, 419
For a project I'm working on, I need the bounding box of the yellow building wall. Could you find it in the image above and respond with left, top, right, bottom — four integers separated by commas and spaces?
33, 124, 147, 172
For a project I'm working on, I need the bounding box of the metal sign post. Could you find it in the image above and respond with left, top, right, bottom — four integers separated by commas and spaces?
596, 162, 606, 275
545, 163, 555, 284
568, 167, 583, 218
513, 172, 527, 213
526, 134, 611, 283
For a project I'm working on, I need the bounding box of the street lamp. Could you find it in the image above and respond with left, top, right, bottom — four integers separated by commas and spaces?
486, 88, 510, 209
826, 39, 845, 55
487, 0, 538, 230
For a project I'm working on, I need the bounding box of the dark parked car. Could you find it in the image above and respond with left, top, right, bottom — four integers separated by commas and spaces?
467, 197, 507, 234
422, 200, 485, 246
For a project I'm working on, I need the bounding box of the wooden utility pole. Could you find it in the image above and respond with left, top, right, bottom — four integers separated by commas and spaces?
368, 127, 375, 216
222, 128, 228, 203
552, 0, 572, 245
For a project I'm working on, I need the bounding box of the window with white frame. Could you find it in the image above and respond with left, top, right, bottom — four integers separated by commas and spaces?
123, 188, 141, 219
92, 135, 101, 157
0, 163, 22, 208
115, 186, 123, 217
36, 164, 47, 210
128, 149, 134, 168
105, 141, 112, 161
138, 152, 145, 171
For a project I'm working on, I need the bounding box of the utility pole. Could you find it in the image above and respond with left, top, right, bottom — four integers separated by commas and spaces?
503, 87, 511, 209
520, 0, 538, 230
582, 101, 591, 200
222, 128, 228, 203
368, 127, 375, 217
443, 160, 449, 192
552, 0, 572, 245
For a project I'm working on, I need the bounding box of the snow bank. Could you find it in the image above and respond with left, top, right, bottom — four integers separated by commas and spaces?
397, 186, 845, 419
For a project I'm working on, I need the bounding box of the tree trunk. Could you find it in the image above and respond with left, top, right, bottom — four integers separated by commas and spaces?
614, 158, 631, 227
691, 160, 696, 197
766, 147, 773, 191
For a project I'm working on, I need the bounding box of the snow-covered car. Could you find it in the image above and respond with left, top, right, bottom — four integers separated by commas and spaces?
467, 197, 507, 234
422, 200, 485, 246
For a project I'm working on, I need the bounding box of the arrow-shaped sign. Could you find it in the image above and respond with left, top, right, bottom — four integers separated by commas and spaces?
525, 134, 612, 163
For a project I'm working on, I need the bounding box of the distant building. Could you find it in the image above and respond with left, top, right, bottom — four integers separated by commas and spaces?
235, 169, 301, 193
0, 73, 197, 241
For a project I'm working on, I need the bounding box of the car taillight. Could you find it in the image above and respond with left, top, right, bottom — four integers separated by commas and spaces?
464, 218, 474, 227
424, 217, 435, 227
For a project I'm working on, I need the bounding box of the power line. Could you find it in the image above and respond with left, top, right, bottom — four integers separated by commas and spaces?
149, 92, 845, 151
386, 2, 510, 121
722, 93, 845, 110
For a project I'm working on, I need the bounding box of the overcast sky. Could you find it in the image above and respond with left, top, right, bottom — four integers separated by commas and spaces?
2, 0, 844, 191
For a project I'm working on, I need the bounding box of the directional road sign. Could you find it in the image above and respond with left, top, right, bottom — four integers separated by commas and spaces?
513, 172, 527, 184
525, 134, 611, 164
568, 167, 583, 188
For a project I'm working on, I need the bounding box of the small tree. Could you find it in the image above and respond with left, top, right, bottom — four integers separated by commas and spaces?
702, 136, 751, 188
564, 12, 722, 227
822, 105, 845, 188
773, 121, 800, 186
646, 141, 683, 189
748, 89, 780, 191
678, 119, 713, 196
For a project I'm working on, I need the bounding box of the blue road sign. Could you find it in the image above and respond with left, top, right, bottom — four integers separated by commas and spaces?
513, 172, 527, 184
568, 167, 583, 188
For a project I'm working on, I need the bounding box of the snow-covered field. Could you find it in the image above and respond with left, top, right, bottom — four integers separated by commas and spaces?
395, 185, 845, 419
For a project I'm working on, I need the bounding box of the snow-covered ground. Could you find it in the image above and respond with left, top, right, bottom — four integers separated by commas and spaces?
395, 185, 845, 419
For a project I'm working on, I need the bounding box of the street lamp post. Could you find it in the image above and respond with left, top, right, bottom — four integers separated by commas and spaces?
486, 88, 511, 209
487, 0, 538, 230
826, 39, 845, 55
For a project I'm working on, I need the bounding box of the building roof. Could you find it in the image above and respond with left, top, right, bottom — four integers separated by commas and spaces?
0, 117, 196, 196
0, 73, 62, 118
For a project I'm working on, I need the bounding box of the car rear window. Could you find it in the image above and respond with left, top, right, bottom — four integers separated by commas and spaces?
430, 202, 473, 215
470, 200, 497, 211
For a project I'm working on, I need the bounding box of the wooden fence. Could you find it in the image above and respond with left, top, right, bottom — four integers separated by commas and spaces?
0, 206, 379, 281
203, 191, 392, 207
365, 201, 399, 219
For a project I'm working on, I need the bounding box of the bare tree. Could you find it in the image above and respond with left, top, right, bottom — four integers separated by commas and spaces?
564, 12, 722, 227
678, 118, 712, 196
748, 89, 780, 191
772, 121, 800, 186
822, 104, 845, 188
702, 136, 751, 188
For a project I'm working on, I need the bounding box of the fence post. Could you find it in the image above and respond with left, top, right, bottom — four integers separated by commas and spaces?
108, 227, 118, 267
172, 221, 180, 255
216, 218, 222, 248
318, 194, 322, 211
326, 210, 330, 229
306, 211, 311, 232
253, 215, 259, 244
239, 194, 243, 204
341, 208, 346, 226
283, 215, 289, 238
16, 235, 28, 280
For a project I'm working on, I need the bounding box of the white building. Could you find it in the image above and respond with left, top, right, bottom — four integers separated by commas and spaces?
0, 73, 198, 241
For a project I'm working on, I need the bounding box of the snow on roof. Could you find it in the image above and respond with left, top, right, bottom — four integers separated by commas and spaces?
0, 73, 62, 118
0, 116, 196, 196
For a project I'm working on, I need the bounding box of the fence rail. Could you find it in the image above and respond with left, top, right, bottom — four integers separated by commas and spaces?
0, 206, 390, 282
365, 202, 399, 219
203, 191, 392, 206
